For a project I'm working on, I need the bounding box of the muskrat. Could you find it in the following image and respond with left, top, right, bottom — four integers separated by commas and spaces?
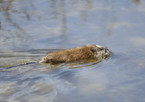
40, 44, 110, 63
1, 44, 110, 70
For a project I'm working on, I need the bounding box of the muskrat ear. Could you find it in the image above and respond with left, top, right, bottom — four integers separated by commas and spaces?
90, 48, 96, 53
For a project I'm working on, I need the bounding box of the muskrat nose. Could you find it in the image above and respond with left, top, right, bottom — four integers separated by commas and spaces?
105, 47, 110, 54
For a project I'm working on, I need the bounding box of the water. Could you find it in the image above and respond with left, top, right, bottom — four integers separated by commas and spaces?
0, 0, 145, 102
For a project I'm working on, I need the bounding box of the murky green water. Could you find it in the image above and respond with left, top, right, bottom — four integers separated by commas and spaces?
1, 0, 145, 102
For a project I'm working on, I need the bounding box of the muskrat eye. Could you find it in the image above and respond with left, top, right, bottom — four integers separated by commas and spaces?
100, 48, 104, 51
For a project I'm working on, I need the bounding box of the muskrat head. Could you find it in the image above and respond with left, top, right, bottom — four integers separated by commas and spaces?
87, 44, 110, 58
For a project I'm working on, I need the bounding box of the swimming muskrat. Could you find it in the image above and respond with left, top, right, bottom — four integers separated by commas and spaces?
1, 44, 110, 70
40, 44, 110, 63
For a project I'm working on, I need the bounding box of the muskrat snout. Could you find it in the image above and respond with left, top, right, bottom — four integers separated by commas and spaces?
95, 45, 110, 57
105, 47, 110, 55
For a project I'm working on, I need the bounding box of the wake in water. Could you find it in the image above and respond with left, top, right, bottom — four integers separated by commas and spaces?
0, 48, 114, 71
0, 61, 41, 71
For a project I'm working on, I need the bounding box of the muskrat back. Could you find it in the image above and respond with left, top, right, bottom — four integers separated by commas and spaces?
40, 44, 110, 63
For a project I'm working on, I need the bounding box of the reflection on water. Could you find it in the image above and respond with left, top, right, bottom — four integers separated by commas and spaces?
1, 0, 145, 102
0, 0, 142, 51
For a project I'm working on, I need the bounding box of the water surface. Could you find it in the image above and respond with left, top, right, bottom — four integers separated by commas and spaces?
0, 0, 145, 102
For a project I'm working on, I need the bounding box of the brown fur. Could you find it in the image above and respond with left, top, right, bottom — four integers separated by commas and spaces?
41, 44, 108, 63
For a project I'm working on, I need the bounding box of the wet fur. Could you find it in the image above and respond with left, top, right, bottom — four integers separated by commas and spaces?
41, 44, 108, 63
